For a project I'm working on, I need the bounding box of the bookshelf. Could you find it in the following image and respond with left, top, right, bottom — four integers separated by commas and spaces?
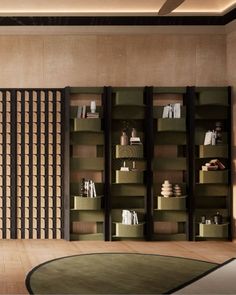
192, 87, 232, 240
63, 85, 232, 242
109, 87, 147, 240
152, 87, 189, 241
66, 87, 106, 241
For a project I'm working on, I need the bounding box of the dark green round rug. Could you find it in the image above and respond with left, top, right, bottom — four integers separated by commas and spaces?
25, 253, 218, 294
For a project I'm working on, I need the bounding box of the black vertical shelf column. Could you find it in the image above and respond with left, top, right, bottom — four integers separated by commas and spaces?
104, 86, 112, 241
227, 86, 232, 241
186, 86, 196, 241
145, 86, 154, 241
10, 90, 17, 239
60, 88, 66, 240
63, 87, 71, 241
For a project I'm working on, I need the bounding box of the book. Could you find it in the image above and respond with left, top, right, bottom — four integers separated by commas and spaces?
210, 159, 225, 170
82, 105, 86, 118
204, 131, 213, 145
87, 112, 99, 118
130, 137, 142, 145
77, 106, 82, 118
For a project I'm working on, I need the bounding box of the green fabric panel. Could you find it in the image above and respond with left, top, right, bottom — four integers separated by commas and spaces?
111, 184, 146, 196
199, 223, 228, 238
70, 157, 104, 171
195, 184, 228, 196
115, 145, 143, 158
73, 118, 101, 132
198, 89, 228, 105
70, 233, 104, 241
157, 118, 186, 132
155, 132, 186, 145
157, 196, 186, 210
195, 196, 226, 209
115, 90, 143, 105
199, 145, 228, 158
70, 87, 103, 94
153, 210, 187, 222
112, 106, 145, 119
70, 210, 104, 222
115, 171, 143, 184
73, 196, 102, 210
153, 158, 186, 170
195, 105, 228, 119
71, 132, 104, 145
115, 223, 144, 238
199, 170, 228, 184
153, 87, 186, 94
111, 196, 145, 209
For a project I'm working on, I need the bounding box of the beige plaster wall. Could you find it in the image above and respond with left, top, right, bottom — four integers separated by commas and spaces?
0, 34, 226, 88
227, 30, 236, 238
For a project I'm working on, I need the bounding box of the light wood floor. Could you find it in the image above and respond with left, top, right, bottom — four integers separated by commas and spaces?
1, 240, 236, 294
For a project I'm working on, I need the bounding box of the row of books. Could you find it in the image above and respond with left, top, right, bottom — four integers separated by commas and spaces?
77, 106, 99, 119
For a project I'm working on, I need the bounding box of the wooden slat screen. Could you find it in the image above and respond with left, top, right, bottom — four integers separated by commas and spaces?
0, 88, 65, 239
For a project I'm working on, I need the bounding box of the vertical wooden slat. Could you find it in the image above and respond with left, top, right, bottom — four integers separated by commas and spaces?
44, 91, 49, 239
2, 91, 6, 239
52, 90, 57, 239
37, 90, 41, 239
20, 91, 25, 239
28, 90, 33, 239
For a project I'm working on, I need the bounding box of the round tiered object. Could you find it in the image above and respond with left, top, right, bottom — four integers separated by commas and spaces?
161, 180, 173, 198
173, 184, 182, 197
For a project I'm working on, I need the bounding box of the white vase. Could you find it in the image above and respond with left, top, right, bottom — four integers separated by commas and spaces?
90, 100, 96, 113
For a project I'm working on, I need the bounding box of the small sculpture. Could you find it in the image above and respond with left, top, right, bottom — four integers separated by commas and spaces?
215, 122, 223, 144
161, 180, 173, 198
120, 130, 128, 145
213, 212, 223, 224
90, 100, 96, 114
173, 184, 182, 197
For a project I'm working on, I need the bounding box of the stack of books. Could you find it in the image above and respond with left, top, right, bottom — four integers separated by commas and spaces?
130, 137, 142, 145
77, 105, 87, 118
77, 106, 99, 119
202, 159, 225, 171
87, 112, 99, 119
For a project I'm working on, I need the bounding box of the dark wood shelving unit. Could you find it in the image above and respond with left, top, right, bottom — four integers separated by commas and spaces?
192, 87, 232, 241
